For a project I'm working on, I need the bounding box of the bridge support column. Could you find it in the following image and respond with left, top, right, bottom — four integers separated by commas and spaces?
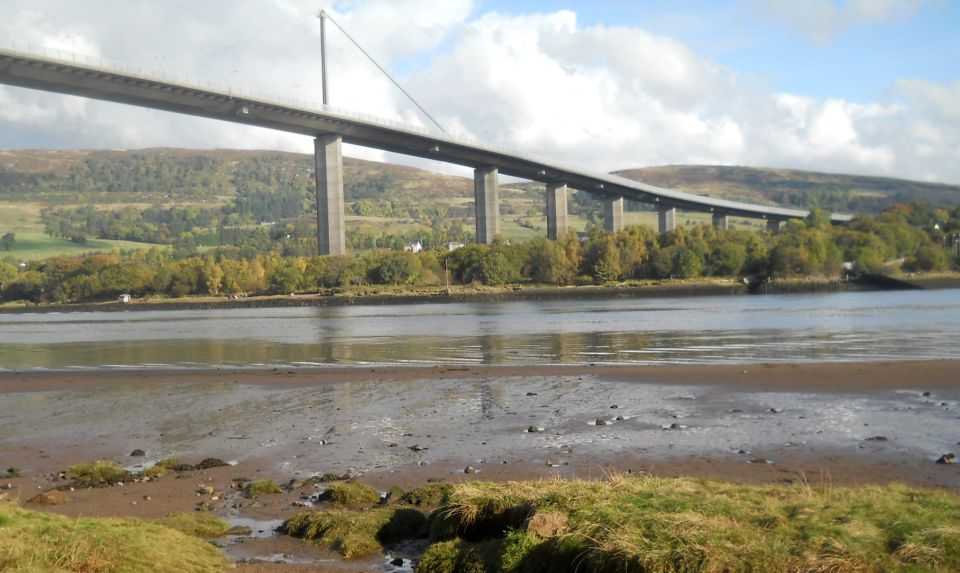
315, 135, 345, 256
603, 197, 624, 233
474, 166, 500, 244
766, 219, 782, 233
545, 183, 568, 240
658, 206, 676, 234
712, 213, 729, 230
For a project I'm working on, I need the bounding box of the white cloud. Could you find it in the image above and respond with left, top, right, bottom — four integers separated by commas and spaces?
0, 1, 957, 185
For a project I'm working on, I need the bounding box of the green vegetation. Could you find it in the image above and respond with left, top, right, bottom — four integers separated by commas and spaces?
0, 502, 230, 572
282, 507, 427, 558
1, 201, 958, 305
401, 483, 454, 506
243, 479, 282, 498
416, 475, 960, 572
153, 512, 230, 537
319, 479, 382, 505
65, 460, 128, 488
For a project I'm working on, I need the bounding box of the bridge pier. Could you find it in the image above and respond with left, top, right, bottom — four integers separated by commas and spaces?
712, 213, 729, 230
474, 166, 500, 244
603, 197, 624, 233
658, 206, 677, 234
545, 183, 567, 240
315, 135, 346, 256
766, 219, 782, 233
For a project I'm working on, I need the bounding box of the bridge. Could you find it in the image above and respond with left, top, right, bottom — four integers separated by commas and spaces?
0, 43, 853, 255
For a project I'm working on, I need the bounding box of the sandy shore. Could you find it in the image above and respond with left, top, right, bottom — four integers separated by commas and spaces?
2, 360, 958, 570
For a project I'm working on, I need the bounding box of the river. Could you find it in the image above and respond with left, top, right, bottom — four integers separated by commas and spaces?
1, 289, 957, 370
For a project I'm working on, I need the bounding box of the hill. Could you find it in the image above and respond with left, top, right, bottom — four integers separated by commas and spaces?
615, 165, 960, 213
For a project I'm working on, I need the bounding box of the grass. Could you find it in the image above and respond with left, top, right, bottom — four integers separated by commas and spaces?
0, 501, 230, 572
0, 231, 158, 261
66, 460, 128, 488
417, 475, 960, 572
282, 507, 427, 558
243, 479, 282, 498
153, 512, 229, 537
319, 479, 381, 505
400, 483, 454, 507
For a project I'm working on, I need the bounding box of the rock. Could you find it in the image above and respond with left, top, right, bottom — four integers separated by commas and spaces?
194, 458, 229, 470
143, 495, 152, 501
527, 425, 543, 433
525, 511, 568, 540
865, 436, 888, 441
767, 408, 781, 414
464, 466, 476, 474
525, 392, 538, 396
922, 391, 931, 397
195, 501, 213, 512
935, 453, 956, 464
410, 444, 427, 452
388, 443, 398, 447
615, 416, 626, 421
595, 417, 612, 426
226, 525, 253, 535
129, 449, 146, 457
197, 485, 215, 495
390, 557, 405, 567
319, 472, 351, 482
27, 490, 71, 505
748, 458, 774, 465
609, 404, 619, 409
4, 467, 20, 478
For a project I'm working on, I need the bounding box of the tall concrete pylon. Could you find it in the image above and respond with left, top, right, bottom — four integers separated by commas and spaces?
712, 212, 729, 230
474, 166, 500, 244
658, 206, 677, 234
545, 183, 568, 240
603, 197, 624, 232
315, 135, 346, 256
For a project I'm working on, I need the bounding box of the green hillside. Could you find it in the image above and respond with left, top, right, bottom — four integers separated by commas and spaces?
2, 149, 959, 260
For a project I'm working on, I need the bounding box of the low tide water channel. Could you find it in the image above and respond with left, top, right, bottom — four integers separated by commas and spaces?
1, 289, 958, 370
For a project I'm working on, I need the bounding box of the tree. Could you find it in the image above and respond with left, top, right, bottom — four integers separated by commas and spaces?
1, 232, 14, 251
373, 252, 422, 285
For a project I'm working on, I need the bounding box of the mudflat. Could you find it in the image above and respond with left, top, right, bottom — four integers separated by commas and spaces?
1, 360, 958, 570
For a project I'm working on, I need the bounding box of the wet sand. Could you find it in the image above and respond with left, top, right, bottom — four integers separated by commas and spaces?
1, 360, 958, 570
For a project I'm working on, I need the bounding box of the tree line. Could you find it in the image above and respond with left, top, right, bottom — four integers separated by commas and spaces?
2, 203, 957, 305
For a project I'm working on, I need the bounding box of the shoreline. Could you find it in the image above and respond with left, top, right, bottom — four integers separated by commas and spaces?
3, 273, 957, 314
4, 359, 959, 570
2, 359, 958, 394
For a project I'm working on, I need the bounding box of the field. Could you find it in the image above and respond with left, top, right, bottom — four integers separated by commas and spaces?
0, 202, 159, 260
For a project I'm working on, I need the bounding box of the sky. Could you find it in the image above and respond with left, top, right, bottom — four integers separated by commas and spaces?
1, 0, 958, 184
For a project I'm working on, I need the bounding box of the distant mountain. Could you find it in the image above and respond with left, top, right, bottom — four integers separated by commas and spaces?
615, 165, 960, 213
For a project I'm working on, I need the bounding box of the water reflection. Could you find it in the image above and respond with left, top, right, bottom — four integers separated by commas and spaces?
0, 289, 957, 370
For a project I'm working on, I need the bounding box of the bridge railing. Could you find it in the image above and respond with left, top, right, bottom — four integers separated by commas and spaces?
0, 41, 535, 159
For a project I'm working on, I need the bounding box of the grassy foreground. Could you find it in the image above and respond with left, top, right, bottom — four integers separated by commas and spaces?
419, 475, 960, 572
0, 502, 230, 572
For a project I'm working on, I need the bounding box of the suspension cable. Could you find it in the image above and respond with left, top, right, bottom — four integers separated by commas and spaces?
320, 10, 447, 134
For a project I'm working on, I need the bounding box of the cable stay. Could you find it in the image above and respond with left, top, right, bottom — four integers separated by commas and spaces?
319, 10, 447, 135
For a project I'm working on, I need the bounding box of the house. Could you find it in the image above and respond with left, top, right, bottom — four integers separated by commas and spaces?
445, 241, 465, 252
405, 241, 423, 253
118, 294, 132, 303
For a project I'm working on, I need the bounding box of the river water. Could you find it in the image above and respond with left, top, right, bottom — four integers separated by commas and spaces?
0, 289, 957, 370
